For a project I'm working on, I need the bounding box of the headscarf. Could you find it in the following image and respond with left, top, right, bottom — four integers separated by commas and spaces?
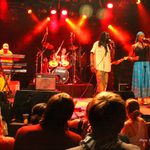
136, 31, 144, 42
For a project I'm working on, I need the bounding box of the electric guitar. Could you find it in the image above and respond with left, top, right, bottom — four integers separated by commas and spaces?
111, 56, 139, 65
111, 56, 129, 65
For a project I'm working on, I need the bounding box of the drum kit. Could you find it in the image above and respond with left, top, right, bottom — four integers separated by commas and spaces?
37, 41, 79, 84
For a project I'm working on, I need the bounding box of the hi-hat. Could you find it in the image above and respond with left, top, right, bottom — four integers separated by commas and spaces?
43, 42, 54, 50
69, 45, 78, 51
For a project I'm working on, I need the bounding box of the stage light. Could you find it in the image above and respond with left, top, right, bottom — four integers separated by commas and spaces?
79, 4, 93, 18
107, 3, 114, 9
50, 9, 57, 15
78, 15, 87, 27
61, 9, 68, 16
136, 0, 141, 4
27, 9, 32, 14
46, 17, 50, 21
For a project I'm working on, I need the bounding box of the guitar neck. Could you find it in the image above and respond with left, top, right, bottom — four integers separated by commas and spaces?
111, 56, 129, 65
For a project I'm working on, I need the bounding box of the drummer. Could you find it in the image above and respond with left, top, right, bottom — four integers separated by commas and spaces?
60, 48, 68, 60
60, 48, 70, 68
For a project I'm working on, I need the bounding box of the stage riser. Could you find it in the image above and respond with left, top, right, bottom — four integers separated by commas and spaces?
56, 83, 94, 98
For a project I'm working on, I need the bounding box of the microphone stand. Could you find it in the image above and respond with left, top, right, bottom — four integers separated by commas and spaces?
40, 29, 48, 74
70, 33, 78, 84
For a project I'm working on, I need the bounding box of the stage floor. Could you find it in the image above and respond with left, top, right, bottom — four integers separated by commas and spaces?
73, 97, 150, 120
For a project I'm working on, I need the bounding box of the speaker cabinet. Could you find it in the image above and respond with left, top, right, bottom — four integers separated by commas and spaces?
114, 91, 135, 101
13, 90, 59, 121
35, 74, 56, 90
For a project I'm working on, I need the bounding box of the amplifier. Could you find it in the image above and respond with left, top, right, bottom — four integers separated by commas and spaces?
35, 74, 56, 90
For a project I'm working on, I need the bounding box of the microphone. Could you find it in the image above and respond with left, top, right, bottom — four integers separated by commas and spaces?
107, 38, 115, 48
108, 39, 112, 43
143, 37, 150, 41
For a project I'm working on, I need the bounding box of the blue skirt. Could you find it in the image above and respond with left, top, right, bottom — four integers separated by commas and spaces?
132, 61, 150, 98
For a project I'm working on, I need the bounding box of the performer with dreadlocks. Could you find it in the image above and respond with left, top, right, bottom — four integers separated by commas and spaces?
90, 31, 115, 94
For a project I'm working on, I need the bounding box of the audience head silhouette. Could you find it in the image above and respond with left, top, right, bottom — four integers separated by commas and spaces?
40, 92, 74, 129
125, 98, 141, 121
30, 103, 47, 124
86, 92, 126, 147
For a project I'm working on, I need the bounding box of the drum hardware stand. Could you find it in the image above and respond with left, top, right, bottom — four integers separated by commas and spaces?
36, 27, 48, 74
35, 48, 46, 74
78, 45, 82, 82
70, 33, 80, 84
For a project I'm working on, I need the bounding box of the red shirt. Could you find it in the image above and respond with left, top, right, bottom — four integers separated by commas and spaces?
0, 136, 14, 150
14, 124, 82, 150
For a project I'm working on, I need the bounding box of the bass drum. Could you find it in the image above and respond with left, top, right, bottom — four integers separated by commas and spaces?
52, 67, 69, 84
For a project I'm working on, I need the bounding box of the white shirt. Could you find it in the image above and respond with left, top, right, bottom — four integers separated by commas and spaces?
90, 41, 111, 72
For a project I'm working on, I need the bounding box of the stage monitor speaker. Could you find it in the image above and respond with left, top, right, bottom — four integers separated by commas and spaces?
13, 90, 59, 121
114, 91, 135, 101
35, 74, 56, 90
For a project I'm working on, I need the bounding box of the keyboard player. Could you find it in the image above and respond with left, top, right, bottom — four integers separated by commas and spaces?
0, 43, 13, 92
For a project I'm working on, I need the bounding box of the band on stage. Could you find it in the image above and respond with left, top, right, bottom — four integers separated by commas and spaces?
0, 31, 150, 101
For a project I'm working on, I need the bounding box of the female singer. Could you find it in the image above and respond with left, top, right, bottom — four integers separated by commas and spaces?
129, 31, 150, 104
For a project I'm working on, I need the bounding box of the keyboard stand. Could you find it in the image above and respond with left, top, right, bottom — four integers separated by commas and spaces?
1, 72, 12, 95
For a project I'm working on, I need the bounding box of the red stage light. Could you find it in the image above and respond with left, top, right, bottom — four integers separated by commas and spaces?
61, 9, 68, 15
107, 3, 114, 9
136, 0, 141, 4
50, 9, 57, 15
27, 9, 32, 14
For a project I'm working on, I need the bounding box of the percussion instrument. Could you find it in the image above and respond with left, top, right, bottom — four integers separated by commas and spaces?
49, 54, 70, 69
60, 54, 70, 68
43, 42, 54, 50
49, 55, 60, 68
69, 45, 78, 51
52, 67, 69, 84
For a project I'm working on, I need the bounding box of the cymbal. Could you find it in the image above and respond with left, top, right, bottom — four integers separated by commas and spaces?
69, 45, 78, 51
43, 43, 54, 50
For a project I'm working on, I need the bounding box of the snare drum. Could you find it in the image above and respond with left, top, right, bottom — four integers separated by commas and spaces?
52, 67, 69, 84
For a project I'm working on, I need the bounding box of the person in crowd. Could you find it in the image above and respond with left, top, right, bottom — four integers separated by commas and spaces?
30, 102, 47, 125
14, 92, 82, 150
90, 32, 115, 94
0, 43, 13, 92
129, 31, 150, 104
0, 110, 14, 150
67, 92, 140, 150
121, 98, 148, 150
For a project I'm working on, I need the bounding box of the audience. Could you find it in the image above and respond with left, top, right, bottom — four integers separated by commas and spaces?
0, 111, 14, 150
121, 98, 148, 150
14, 92, 82, 150
67, 91, 140, 150
30, 102, 47, 125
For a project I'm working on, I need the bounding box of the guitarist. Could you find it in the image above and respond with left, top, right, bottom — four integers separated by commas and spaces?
90, 32, 115, 94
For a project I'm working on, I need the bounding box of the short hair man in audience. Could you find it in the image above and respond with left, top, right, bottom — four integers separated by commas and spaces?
14, 92, 82, 150
68, 92, 140, 150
